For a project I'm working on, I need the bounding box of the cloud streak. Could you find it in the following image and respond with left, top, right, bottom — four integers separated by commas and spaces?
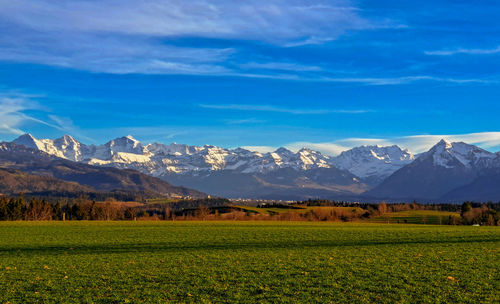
319, 76, 497, 85
0, 94, 39, 135
239, 62, 322, 72
0, 93, 90, 140
199, 103, 372, 114
0, 0, 375, 45
425, 46, 500, 56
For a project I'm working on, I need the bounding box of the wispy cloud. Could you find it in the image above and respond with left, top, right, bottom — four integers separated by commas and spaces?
283, 132, 500, 155
239, 145, 277, 153
239, 62, 322, 72
425, 46, 500, 56
319, 76, 497, 85
224, 118, 266, 125
0, 94, 41, 135
0, 28, 235, 75
0, 92, 89, 140
199, 103, 372, 114
0, 0, 405, 78
1, 0, 496, 87
0, 0, 375, 45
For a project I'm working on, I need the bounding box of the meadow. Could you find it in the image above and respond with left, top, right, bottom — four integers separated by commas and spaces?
0, 222, 498, 303
369, 210, 462, 225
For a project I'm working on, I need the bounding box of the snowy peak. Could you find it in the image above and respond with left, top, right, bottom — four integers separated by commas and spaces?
8, 135, 337, 176
13, 135, 499, 186
425, 139, 495, 169
13, 134, 81, 160
436, 138, 452, 149
332, 145, 415, 183
52, 135, 84, 161
105, 136, 145, 154
55, 134, 78, 145
13, 133, 42, 150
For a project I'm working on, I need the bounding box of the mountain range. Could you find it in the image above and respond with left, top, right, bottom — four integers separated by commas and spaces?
5, 134, 500, 202
0, 141, 205, 199
10, 134, 412, 199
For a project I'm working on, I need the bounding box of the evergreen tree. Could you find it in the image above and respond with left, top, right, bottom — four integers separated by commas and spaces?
53, 202, 63, 220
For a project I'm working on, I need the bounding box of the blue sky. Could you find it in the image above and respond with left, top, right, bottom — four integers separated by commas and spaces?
1, 0, 500, 154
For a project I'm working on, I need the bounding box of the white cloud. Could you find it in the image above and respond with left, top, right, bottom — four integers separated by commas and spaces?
283, 132, 500, 155
399, 133, 500, 152
425, 46, 500, 56
0, 29, 235, 75
199, 103, 372, 114
224, 118, 266, 125
240, 146, 278, 153
1, 0, 494, 86
0, 0, 406, 78
239, 62, 322, 72
0, 93, 88, 139
0, 0, 374, 44
0, 94, 39, 135
319, 76, 497, 85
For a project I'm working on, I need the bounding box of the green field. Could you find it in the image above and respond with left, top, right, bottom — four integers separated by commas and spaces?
371, 210, 462, 225
0, 222, 499, 303
234, 205, 365, 215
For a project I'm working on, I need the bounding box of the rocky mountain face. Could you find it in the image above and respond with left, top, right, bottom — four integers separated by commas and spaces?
367, 140, 499, 200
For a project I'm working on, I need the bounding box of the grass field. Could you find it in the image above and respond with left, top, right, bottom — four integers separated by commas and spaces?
0, 222, 498, 303
235, 205, 365, 215
371, 210, 462, 225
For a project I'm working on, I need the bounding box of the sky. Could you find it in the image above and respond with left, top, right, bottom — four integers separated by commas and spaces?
0, 0, 500, 155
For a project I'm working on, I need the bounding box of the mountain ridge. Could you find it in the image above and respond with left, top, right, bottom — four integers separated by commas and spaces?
8, 134, 500, 201
11, 134, 413, 182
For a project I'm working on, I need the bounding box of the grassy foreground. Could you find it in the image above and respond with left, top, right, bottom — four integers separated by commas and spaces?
0, 222, 498, 303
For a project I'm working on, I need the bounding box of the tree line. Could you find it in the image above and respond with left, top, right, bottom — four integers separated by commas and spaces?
0, 195, 499, 225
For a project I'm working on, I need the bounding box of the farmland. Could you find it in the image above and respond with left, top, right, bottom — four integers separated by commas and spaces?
370, 210, 462, 225
0, 222, 499, 303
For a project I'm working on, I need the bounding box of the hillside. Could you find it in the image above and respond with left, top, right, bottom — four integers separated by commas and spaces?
0, 167, 95, 196
442, 168, 500, 201
164, 167, 368, 200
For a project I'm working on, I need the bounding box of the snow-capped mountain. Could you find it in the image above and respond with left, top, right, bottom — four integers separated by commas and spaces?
426, 139, 496, 169
0, 141, 206, 198
367, 139, 499, 200
11, 134, 335, 176
11, 134, 415, 180
8, 134, 500, 201
9, 134, 369, 199
332, 145, 415, 185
